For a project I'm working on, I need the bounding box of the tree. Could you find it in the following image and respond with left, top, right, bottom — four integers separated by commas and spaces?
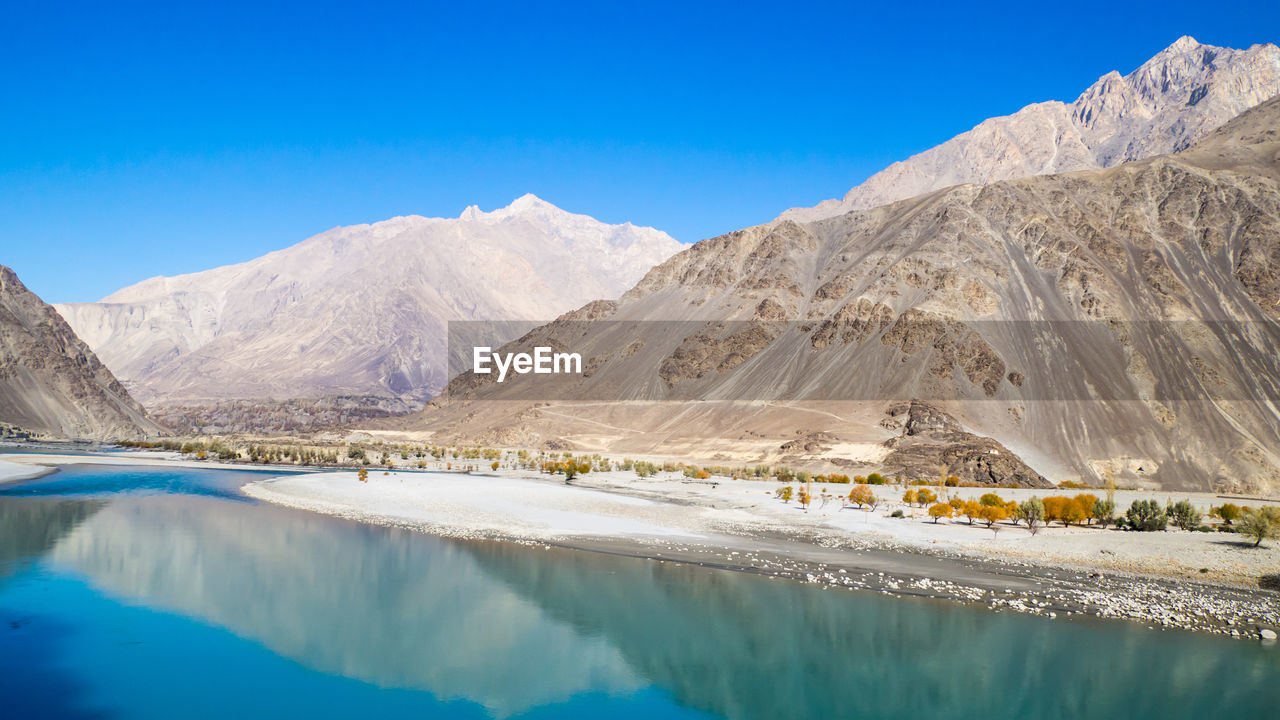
1059, 500, 1085, 527
1092, 498, 1116, 528
1041, 496, 1070, 526
1004, 500, 1021, 525
961, 500, 982, 525
1213, 503, 1242, 525
1169, 499, 1202, 531
977, 505, 1008, 527
915, 488, 937, 506
866, 472, 886, 485
491, 461, 500, 471
798, 487, 812, 511
848, 485, 876, 509
979, 493, 1005, 508
357, 468, 369, 483
1124, 499, 1168, 531
1238, 507, 1280, 547
1073, 494, 1099, 525
776, 486, 794, 503
902, 489, 917, 506
1018, 498, 1044, 534
928, 503, 953, 523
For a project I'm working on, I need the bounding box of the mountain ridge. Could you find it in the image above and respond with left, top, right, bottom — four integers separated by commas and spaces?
399, 97, 1280, 493
57, 195, 684, 409
781, 36, 1280, 222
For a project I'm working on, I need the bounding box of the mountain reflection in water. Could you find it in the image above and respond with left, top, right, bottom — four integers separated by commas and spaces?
2, 465, 1278, 720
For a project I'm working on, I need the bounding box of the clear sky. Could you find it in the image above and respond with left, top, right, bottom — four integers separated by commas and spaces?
3, 1, 1278, 303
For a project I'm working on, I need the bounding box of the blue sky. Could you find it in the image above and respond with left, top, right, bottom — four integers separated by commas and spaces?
3, 1, 1278, 303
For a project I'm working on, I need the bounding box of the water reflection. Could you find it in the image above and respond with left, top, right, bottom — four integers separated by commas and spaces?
47, 495, 640, 717
0, 497, 102, 584
467, 542, 1280, 719
1, 467, 1277, 720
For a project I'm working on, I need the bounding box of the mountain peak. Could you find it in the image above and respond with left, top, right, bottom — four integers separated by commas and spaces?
1164, 35, 1202, 53
779, 36, 1280, 223
459, 194, 564, 222
504, 193, 551, 212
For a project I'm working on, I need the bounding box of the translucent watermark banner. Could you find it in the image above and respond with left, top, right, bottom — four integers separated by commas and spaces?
444, 319, 1280, 402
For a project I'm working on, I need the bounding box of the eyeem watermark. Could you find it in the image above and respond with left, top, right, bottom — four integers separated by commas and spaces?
473, 346, 582, 383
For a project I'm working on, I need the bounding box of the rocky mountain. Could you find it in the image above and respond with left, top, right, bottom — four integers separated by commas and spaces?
402, 96, 1280, 493
56, 195, 682, 412
781, 36, 1280, 222
0, 265, 155, 440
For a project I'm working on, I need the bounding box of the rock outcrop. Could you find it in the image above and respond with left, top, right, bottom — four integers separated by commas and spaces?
0, 265, 155, 440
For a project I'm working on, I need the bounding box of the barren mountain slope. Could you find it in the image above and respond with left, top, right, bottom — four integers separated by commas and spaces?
782, 36, 1280, 222
56, 195, 682, 408
0, 265, 156, 440
397, 97, 1280, 493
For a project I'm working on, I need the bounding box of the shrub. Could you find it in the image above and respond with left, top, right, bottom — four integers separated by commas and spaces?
776, 486, 794, 503
1238, 507, 1280, 547
866, 472, 887, 485
1169, 499, 1202, 531
1124, 499, 1168, 531
890, 509, 905, 518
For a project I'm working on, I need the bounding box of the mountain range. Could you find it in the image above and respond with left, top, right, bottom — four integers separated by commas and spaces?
404, 94, 1280, 493
22, 36, 1280, 493
56, 195, 682, 417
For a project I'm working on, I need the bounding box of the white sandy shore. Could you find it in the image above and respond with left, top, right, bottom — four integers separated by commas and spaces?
5, 450, 1278, 589
244, 471, 701, 540
0, 458, 57, 484
244, 468, 1280, 588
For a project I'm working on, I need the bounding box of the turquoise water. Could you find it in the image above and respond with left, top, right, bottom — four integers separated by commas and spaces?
1, 465, 1277, 719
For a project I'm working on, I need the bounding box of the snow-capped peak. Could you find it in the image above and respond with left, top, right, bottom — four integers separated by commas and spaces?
458, 194, 562, 222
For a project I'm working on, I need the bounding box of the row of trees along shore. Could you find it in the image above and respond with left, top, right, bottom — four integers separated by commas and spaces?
116, 439, 1280, 548
769, 483, 1280, 547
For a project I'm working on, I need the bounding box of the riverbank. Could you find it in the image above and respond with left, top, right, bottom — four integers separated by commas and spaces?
244, 467, 1280, 638
5, 449, 1278, 637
